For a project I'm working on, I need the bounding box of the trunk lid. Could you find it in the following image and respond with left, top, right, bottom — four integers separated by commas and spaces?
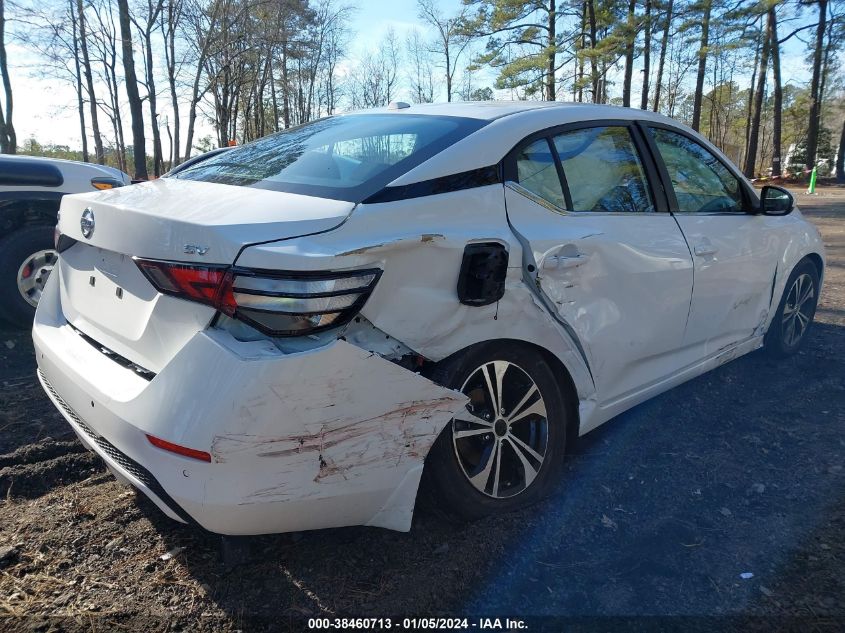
58, 178, 353, 264
55, 179, 354, 373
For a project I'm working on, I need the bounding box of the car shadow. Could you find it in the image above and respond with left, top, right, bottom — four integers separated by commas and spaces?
133, 320, 845, 624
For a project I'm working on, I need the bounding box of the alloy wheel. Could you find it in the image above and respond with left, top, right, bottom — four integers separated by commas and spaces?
17, 249, 58, 307
451, 360, 549, 499
782, 272, 815, 347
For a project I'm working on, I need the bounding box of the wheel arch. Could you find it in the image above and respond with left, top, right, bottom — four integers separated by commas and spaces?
426, 337, 582, 448
804, 252, 824, 285
0, 193, 62, 238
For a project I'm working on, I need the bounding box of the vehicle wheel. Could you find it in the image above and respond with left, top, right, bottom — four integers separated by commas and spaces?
765, 259, 820, 358
0, 225, 58, 328
424, 342, 568, 521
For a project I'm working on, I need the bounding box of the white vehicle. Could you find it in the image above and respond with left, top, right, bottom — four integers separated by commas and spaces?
0, 154, 130, 326
33, 103, 824, 536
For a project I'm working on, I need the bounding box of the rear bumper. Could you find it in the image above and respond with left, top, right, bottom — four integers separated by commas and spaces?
38, 370, 193, 525
33, 271, 466, 535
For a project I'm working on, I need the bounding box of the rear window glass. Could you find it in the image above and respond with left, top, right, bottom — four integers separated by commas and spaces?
172, 114, 486, 202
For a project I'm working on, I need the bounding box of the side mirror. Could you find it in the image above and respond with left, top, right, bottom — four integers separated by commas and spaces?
760, 185, 794, 215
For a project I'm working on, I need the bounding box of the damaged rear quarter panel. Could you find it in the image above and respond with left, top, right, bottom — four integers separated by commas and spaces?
236, 185, 596, 408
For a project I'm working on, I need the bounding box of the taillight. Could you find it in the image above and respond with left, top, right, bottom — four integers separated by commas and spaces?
134, 258, 380, 337
134, 259, 235, 312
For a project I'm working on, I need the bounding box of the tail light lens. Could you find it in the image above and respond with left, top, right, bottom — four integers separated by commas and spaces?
134, 258, 381, 337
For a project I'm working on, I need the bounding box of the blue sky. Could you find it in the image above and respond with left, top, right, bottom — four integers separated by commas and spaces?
6, 0, 832, 153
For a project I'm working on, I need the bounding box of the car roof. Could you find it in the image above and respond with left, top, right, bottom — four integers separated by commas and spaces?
341, 100, 679, 124
381, 101, 717, 188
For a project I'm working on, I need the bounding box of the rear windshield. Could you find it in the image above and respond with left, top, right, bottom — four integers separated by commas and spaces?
171, 114, 487, 202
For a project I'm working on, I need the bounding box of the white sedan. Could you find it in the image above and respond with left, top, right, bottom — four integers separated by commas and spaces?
33, 102, 824, 535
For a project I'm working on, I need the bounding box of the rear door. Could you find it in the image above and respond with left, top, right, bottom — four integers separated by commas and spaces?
504, 121, 694, 407
643, 124, 780, 356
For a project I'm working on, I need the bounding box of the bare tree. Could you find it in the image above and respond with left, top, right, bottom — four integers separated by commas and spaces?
89, 0, 128, 171
407, 28, 436, 103
76, 0, 105, 163
117, 0, 147, 179
132, 0, 164, 175
181, 0, 220, 159
0, 0, 15, 153
70, 1, 88, 161
161, 0, 183, 165
18, 1, 89, 158
417, 0, 472, 102
351, 28, 401, 108
313, 0, 353, 116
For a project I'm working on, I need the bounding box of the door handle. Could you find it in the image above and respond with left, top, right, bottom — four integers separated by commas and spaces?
694, 243, 718, 257
544, 253, 588, 270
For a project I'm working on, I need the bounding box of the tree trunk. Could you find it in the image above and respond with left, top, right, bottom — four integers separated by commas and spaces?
652, 0, 672, 112
105, 36, 126, 172
281, 40, 290, 129
0, 0, 15, 153
445, 45, 453, 102
587, 0, 599, 103
691, 0, 711, 131
836, 119, 844, 182
817, 6, 835, 141
164, 121, 172, 165
76, 0, 103, 163
769, 7, 782, 178
743, 21, 761, 168
69, 0, 88, 161
545, 0, 555, 101
577, 2, 586, 102
183, 53, 205, 161
743, 15, 771, 179
640, 0, 651, 109
144, 33, 163, 176
270, 62, 279, 131
164, 1, 180, 165
622, 0, 636, 107
117, 0, 148, 179
805, 0, 827, 172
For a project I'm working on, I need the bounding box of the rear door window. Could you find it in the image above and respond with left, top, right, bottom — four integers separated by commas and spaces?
552, 126, 654, 213
515, 138, 566, 208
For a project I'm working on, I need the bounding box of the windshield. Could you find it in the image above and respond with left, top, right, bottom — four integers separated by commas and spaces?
172, 114, 487, 202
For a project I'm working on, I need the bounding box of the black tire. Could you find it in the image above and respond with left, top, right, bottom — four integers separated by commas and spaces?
0, 225, 57, 328
423, 342, 568, 521
764, 258, 820, 358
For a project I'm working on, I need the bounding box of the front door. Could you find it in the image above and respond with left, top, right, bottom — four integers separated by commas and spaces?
645, 126, 780, 357
504, 123, 694, 407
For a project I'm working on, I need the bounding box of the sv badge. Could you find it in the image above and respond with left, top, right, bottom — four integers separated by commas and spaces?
183, 244, 210, 255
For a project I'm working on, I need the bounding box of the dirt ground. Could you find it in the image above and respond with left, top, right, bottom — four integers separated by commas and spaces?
1, 186, 843, 632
